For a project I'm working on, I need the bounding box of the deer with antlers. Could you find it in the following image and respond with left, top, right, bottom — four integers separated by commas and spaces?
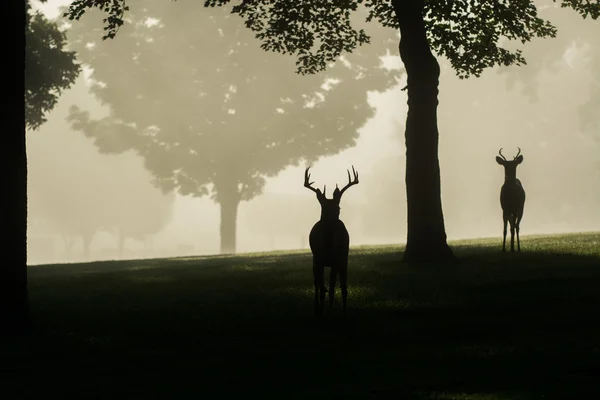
304, 166, 359, 317
496, 148, 526, 252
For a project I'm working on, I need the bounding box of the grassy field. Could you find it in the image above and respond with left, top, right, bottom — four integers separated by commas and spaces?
4, 232, 600, 399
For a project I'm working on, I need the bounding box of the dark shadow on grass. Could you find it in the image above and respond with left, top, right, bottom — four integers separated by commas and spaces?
12, 239, 600, 399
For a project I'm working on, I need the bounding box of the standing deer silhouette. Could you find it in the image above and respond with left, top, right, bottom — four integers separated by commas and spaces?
304, 166, 358, 317
496, 148, 526, 252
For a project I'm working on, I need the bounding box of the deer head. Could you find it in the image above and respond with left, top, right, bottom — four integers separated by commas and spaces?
496, 148, 523, 181
304, 166, 359, 221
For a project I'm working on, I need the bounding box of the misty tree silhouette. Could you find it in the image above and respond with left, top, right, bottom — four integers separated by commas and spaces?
100, 154, 175, 259
304, 166, 359, 317
27, 130, 176, 261
496, 148, 526, 253
64, 2, 399, 254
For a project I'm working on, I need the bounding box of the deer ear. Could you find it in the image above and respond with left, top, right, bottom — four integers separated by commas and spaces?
496, 156, 505, 165
515, 155, 523, 164
333, 186, 341, 199
316, 189, 325, 203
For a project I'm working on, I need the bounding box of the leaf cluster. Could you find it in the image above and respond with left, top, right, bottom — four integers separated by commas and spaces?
64, 0, 599, 78
26, 3, 80, 130
65, 1, 399, 203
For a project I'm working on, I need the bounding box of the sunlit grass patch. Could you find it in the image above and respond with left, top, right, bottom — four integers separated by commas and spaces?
128, 275, 174, 283
125, 265, 156, 272
281, 271, 307, 281
230, 263, 273, 272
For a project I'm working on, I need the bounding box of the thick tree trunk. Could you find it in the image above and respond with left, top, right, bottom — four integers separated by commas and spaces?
392, 0, 455, 263
1, 1, 30, 335
219, 196, 240, 254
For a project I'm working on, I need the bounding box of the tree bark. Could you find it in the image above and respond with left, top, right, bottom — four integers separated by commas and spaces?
1, 1, 30, 335
391, 0, 455, 263
219, 195, 240, 254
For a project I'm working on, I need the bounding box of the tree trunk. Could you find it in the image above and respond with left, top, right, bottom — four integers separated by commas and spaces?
0, 1, 29, 335
392, 0, 455, 263
219, 195, 240, 254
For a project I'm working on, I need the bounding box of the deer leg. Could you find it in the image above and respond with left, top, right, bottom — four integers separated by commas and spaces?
328, 266, 338, 313
516, 211, 523, 252
515, 221, 521, 252
313, 260, 324, 317
339, 263, 348, 318
502, 212, 508, 252
509, 218, 516, 252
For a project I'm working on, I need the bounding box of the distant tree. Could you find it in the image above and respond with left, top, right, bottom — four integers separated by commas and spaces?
28, 125, 175, 261
2, 1, 81, 334
65, 0, 600, 263
65, 1, 399, 254
100, 154, 175, 258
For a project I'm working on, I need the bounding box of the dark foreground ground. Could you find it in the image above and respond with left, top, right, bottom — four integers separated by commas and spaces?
3, 233, 600, 399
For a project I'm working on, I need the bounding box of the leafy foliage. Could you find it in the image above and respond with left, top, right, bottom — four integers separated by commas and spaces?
26, 3, 80, 130
63, 0, 599, 77
65, 1, 399, 204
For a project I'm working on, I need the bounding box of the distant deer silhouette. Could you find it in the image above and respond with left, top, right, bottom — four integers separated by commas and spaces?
304, 166, 359, 317
496, 148, 526, 252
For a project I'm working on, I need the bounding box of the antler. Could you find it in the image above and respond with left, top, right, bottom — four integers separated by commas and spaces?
304, 167, 320, 194
498, 148, 508, 162
338, 165, 359, 197
515, 147, 521, 159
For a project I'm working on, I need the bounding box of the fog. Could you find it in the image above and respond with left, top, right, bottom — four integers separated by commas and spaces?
27, 1, 600, 265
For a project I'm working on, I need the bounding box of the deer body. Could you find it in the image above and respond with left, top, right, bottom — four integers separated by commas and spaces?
304, 166, 358, 317
496, 148, 526, 252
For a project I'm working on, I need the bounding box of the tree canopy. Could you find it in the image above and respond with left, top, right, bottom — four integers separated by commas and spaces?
26, 1, 80, 130
64, 1, 399, 253
65, 0, 598, 78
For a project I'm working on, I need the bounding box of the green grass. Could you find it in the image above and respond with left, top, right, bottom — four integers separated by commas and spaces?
4, 232, 600, 399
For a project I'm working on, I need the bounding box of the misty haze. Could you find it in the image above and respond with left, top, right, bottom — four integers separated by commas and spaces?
14, 1, 600, 398
27, 1, 599, 265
